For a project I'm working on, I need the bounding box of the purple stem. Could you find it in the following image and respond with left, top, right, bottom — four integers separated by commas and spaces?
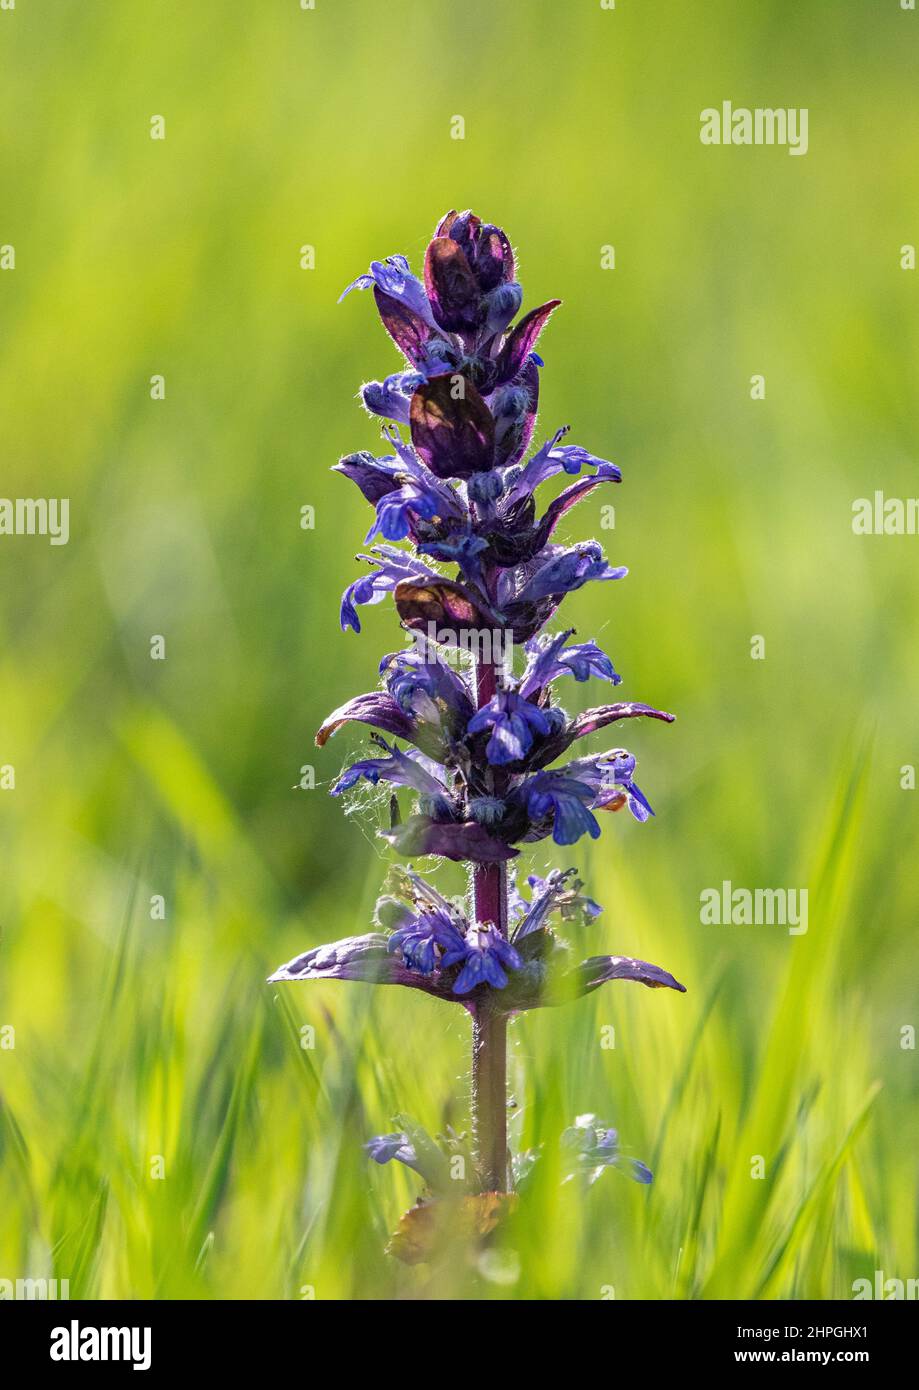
471, 651, 509, 1192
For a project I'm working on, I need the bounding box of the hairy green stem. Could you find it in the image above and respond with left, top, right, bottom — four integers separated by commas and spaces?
471, 651, 509, 1192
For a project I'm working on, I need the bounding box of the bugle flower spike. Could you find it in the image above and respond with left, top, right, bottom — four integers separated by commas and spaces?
270, 210, 685, 1236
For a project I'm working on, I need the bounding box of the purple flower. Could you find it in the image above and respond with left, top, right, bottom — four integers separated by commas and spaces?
385, 902, 525, 996
268, 922, 686, 1010
417, 533, 490, 584
451, 925, 523, 995
467, 691, 555, 766
340, 254, 437, 339
332, 737, 448, 799
272, 211, 685, 1209
520, 772, 602, 846
379, 637, 474, 727
340, 548, 439, 632
512, 542, 628, 606
546, 751, 653, 819
365, 1132, 422, 1171
507, 428, 621, 500
364, 1120, 460, 1193
434, 210, 516, 294
475, 460, 621, 572
333, 450, 404, 505
593, 751, 656, 822
424, 211, 522, 339
344, 446, 464, 547
269, 860, 685, 1011
364, 483, 442, 544
511, 868, 603, 941
388, 909, 468, 975
268, 932, 447, 998
485, 281, 524, 337
361, 370, 425, 424
520, 630, 621, 698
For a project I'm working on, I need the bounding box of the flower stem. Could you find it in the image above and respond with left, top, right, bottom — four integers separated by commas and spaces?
471, 649, 509, 1192
471, 993, 508, 1192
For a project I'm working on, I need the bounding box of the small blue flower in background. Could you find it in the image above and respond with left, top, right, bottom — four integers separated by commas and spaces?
365, 1113, 652, 1198
560, 1114, 653, 1186
365, 1132, 421, 1171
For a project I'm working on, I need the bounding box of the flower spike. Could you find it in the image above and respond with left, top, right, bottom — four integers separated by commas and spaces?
270, 210, 685, 1230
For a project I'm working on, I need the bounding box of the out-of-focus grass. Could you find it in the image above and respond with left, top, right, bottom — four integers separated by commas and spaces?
1, 0, 917, 1299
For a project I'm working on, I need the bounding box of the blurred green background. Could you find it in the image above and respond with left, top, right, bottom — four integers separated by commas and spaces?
1, 0, 917, 1300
